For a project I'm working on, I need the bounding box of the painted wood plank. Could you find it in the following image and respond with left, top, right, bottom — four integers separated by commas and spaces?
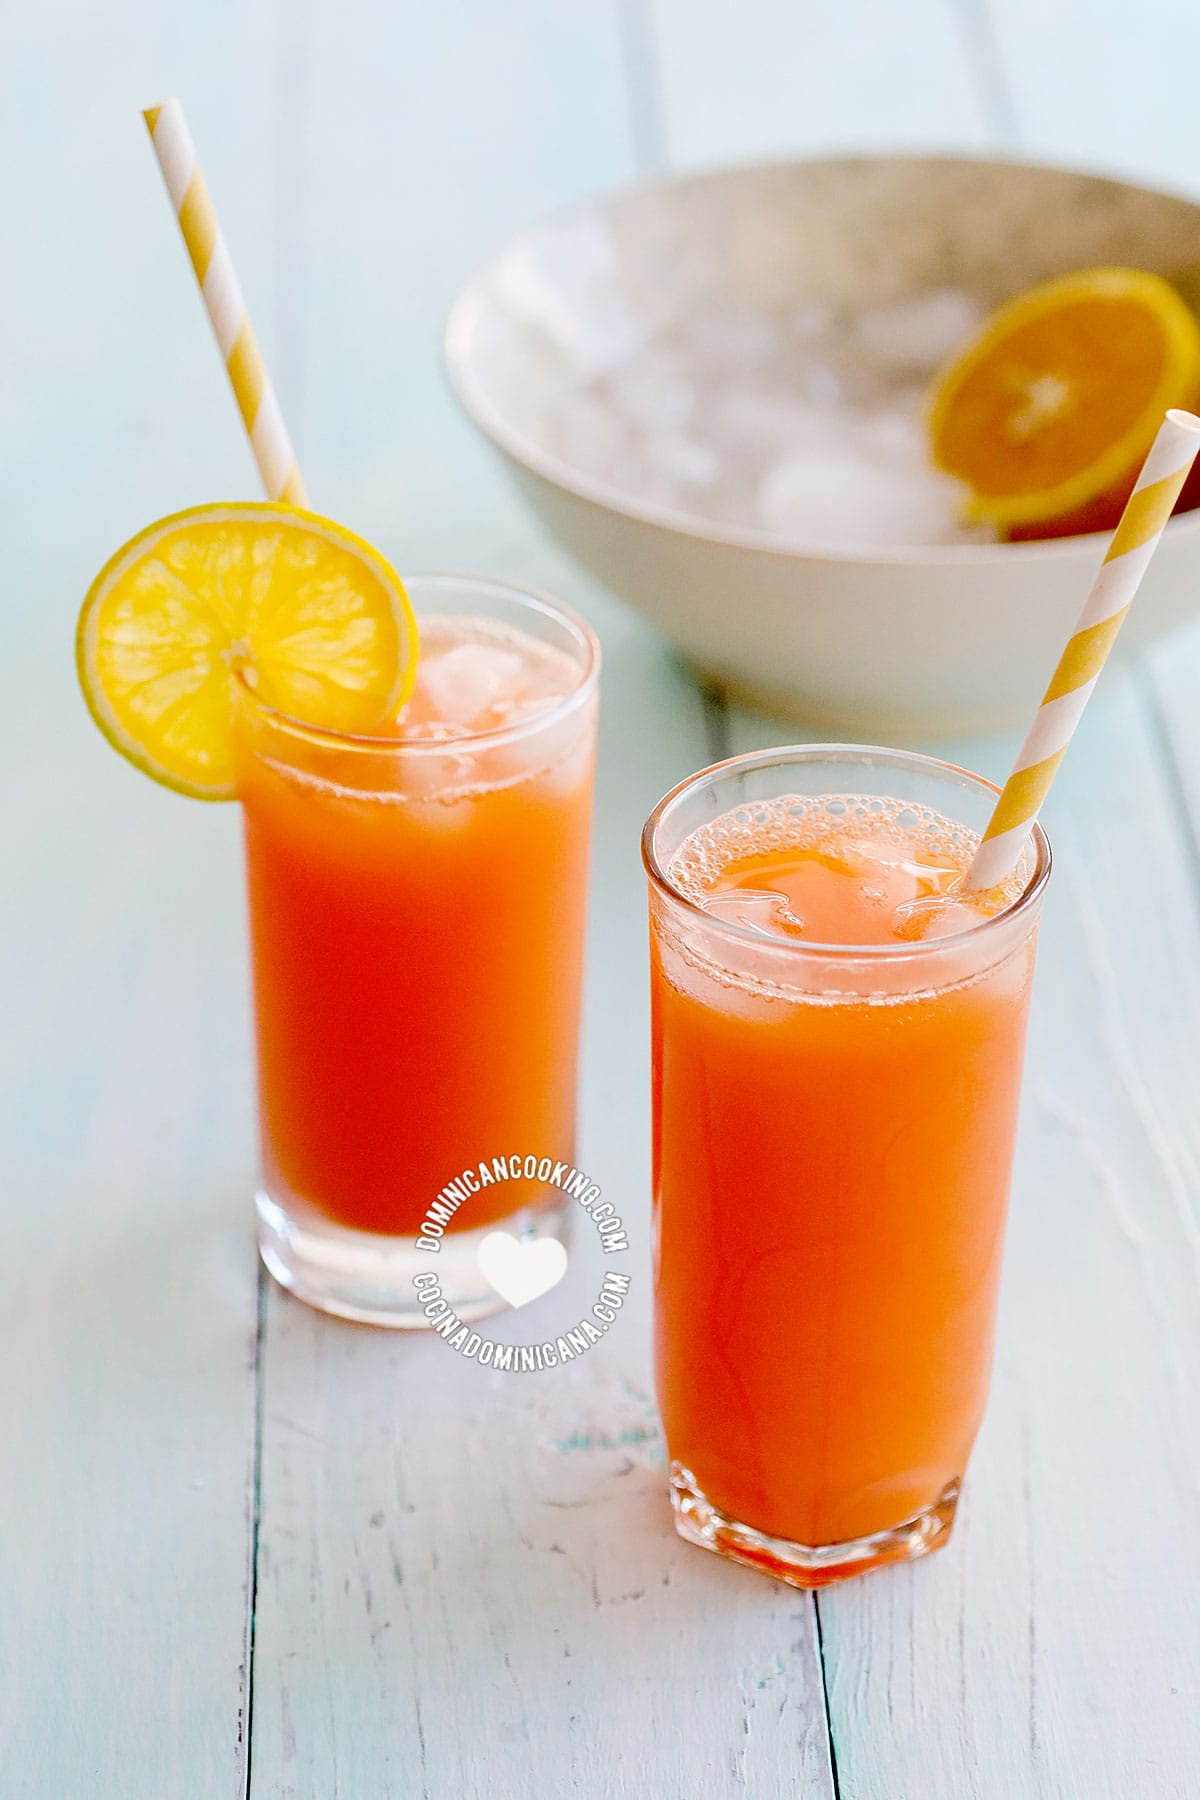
0, 2, 287, 1792
1146, 618, 1200, 809
2, 3, 294, 638
724, 677, 1200, 1795
246, 2, 837, 1790
286, 0, 646, 568
983, 0, 1200, 191
647, 0, 1001, 172
250, 570, 836, 1799
0, 770, 258, 1797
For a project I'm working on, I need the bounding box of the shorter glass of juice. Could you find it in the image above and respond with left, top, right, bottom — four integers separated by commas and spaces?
235, 575, 599, 1326
643, 745, 1051, 1587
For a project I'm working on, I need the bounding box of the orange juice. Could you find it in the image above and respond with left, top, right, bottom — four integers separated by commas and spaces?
644, 747, 1049, 1587
237, 578, 599, 1326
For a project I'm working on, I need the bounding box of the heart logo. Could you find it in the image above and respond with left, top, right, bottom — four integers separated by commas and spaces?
476, 1230, 568, 1310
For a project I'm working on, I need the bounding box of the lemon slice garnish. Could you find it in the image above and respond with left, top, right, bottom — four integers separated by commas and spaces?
76, 502, 418, 799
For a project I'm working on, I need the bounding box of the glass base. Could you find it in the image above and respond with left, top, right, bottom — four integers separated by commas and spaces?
669, 1462, 961, 1589
257, 1187, 568, 1328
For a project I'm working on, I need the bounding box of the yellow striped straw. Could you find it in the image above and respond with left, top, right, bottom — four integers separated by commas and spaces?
965, 408, 1200, 892
142, 99, 307, 506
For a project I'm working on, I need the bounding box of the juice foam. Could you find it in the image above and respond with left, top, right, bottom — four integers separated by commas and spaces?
668, 794, 1027, 947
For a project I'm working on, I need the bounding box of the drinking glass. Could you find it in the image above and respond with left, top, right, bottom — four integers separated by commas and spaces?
643, 744, 1050, 1585
237, 575, 599, 1326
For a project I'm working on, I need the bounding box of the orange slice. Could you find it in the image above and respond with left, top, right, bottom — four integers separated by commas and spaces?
77, 503, 418, 800
927, 268, 1200, 536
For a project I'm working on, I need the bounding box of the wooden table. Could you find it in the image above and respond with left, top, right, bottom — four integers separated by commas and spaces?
6, 3, 1200, 1793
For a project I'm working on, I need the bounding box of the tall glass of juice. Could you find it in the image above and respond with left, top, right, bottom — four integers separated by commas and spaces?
643, 744, 1050, 1586
235, 574, 599, 1326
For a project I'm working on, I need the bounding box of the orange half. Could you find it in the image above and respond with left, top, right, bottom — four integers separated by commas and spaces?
927, 268, 1200, 534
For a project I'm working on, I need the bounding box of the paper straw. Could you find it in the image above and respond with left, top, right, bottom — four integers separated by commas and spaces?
142, 99, 307, 506
965, 408, 1200, 892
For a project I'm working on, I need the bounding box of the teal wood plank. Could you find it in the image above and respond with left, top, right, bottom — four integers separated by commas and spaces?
287, 0, 648, 566
249, 570, 836, 1799
0, 773, 258, 1797
724, 676, 1200, 1796
983, 0, 1200, 190
1147, 618, 1200, 794
0, 3, 287, 1793
245, 2, 838, 1791
713, 5, 1200, 1767
647, 0, 999, 170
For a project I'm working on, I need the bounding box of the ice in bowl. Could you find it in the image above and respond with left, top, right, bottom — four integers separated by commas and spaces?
538, 286, 992, 549
446, 156, 1200, 735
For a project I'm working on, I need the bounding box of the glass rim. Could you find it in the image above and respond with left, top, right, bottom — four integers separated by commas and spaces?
231, 570, 600, 757
641, 742, 1053, 961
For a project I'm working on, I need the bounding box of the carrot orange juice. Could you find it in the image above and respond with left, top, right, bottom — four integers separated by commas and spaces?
644, 746, 1050, 1587
237, 577, 599, 1326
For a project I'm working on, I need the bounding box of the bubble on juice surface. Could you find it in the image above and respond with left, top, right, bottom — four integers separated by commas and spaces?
654, 917, 792, 1024
666, 794, 1028, 943
656, 794, 1040, 1011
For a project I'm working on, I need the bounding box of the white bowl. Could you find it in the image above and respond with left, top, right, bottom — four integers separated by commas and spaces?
445, 156, 1200, 737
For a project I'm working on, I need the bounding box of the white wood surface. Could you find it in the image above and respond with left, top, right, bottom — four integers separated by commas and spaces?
648, 0, 999, 168
725, 673, 1200, 1798
5, 1, 1200, 1795
1, 3, 272, 1791
249, 570, 842, 1799
987, 0, 1200, 188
